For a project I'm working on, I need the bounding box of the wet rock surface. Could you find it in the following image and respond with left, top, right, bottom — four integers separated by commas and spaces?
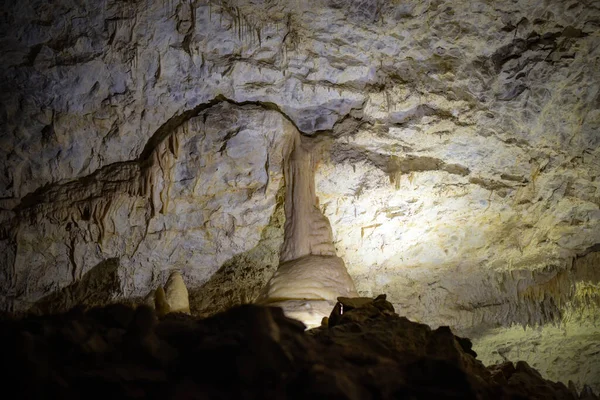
2, 296, 595, 400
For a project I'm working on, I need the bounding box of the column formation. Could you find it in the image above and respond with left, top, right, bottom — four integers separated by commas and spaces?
257, 135, 357, 328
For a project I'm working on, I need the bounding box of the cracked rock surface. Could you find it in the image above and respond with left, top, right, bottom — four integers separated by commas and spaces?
1, 0, 599, 393
2, 102, 296, 311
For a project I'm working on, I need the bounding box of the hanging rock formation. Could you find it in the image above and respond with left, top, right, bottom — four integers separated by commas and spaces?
258, 135, 357, 327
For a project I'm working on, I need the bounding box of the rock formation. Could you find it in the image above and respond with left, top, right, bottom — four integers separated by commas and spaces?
2, 297, 597, 399
154, 286, 170, 317
257, 135, 358, 327
163, 271, 190, 314
0, 0, 599, 392
1, 102, 296, 313
145, 270, 191, 316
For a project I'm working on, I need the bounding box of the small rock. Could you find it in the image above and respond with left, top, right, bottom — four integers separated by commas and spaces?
154, 287, 170, 317
164, 271, 190, 314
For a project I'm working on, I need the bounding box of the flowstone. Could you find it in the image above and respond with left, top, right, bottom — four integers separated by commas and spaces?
258, 136, 357, 327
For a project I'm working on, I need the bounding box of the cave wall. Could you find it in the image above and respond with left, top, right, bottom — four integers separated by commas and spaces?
1, 0, 599, 390
1, 102, 296, 311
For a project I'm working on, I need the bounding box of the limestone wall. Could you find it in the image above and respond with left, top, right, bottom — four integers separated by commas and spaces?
1, 0, 599, 389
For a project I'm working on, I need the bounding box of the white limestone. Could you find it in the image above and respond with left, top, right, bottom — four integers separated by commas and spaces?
164, 271, 190, 314
258, 133, 358, 325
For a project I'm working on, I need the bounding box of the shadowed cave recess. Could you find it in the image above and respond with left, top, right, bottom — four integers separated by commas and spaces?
1, 0, 599, 398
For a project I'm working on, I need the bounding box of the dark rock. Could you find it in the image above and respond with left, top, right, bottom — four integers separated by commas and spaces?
456, 335, 478, 358
87, 302, 135, 329
581, 385, 600, 400
489, 361, 517, 385
30, 258, 122, 315
0, 296, 595, 399
127, 305, 156, 337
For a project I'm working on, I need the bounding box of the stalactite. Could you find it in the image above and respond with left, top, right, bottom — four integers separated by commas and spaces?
471, 254, 600, 330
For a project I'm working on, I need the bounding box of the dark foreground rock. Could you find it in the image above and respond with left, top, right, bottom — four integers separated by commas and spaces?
1, 295, 596, 400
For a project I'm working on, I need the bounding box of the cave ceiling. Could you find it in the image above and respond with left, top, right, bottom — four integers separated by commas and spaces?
0, 0, 599, 391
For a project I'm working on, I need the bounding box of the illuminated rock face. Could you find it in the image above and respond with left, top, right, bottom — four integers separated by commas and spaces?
1, 103, 295, 312
145, 270, 191, 315
0, 0, 599, 392
164, 271, 190, 314
258, 136, 358, 327
279, 137, 338, 263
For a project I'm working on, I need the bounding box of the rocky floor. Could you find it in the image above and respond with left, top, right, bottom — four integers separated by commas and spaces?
1, 295, 597, 400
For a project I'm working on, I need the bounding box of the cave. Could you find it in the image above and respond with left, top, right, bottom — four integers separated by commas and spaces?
1, 0, 599, 398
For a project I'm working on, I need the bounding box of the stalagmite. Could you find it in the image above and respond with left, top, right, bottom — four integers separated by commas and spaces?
164, 270, 190, 314
2, 0, 599, 391
154, 286, 170, 317
257, 134, 357, 328
143, 289, 156, 308
145, 271, 190, 316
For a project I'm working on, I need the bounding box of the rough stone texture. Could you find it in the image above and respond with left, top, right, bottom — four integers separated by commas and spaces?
30, 258, 122, 314
187, 185, 287, 316
1, 102, 295, 312
258, 254, 358, 328
472, 251, 600, 393
279, 136, 339, 263
1, 0, 599, 392
3, 297, 595, 399
473, 320, 600, 395
154, 286, 170, 317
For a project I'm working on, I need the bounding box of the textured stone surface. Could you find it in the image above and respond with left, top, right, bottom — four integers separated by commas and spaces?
0, 0, 599, 391
258, 132, 358, 327
279, 136, 339, 263
472, 251, 600, 393
473, 320, 600, 394
259, 255, 357, 303
1, 102, 295, 311
3, 298, 594, 399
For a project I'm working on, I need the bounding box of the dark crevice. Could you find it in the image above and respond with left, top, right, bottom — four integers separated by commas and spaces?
330, 143, 471, 178
389, 155, 470, 176
23, 44, 43, 67
181, 2, 196, 57
579, 243, 600, 257
139, 97, 223, 161
468, 177, 512, 192
218, 127, 241, 155
500, 173, 529, 184
122, 94, 308, 163
14, 160, 138, 212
